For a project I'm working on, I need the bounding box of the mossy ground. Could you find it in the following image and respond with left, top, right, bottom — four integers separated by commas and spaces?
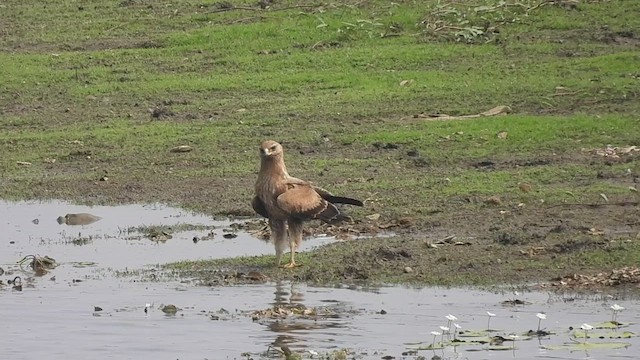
1, 0, 639, 287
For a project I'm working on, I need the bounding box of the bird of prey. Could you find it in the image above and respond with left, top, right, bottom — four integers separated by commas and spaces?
252, 140, 363, 268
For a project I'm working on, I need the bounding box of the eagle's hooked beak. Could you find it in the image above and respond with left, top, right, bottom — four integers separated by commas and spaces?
260, 148, 270, 157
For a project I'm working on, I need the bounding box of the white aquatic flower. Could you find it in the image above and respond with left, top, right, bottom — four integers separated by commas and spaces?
509, 333, 519, 349
536, 313, 547, 332
452, 322, 462, 339
430, 330, 441, 346
308, 350, 319, 356
486, 311, 496, 331
145, 303, 151, 308
581, 323, 594, 344
581, 323, 594, 331
611, 304, 624, 311
446, 314, 458, 321
439, 326, 450, 332
611, 303, 625, 322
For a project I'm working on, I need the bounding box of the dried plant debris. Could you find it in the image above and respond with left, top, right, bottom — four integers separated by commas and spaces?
240, 218, 392, 242
547, 267, 640, 288
417, 1, 560, 43
146, 227, 173, 242
584, 145, 639, 159
246, 302, 357, 322
18, 255, 58, 276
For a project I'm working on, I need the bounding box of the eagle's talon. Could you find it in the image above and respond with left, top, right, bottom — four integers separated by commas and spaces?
281, 262, 301, 269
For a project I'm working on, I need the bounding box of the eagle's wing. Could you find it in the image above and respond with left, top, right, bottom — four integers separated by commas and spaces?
251, 196, 269, 218
276, 182, 342, 223
312, 186, 364, 207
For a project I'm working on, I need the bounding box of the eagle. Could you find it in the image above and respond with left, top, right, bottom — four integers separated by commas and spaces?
252, 140, 363, 268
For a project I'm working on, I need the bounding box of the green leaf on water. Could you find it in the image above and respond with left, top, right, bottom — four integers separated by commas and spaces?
72, 261, 97, 268
459, 330, 500, 337
572, 329, 635, 339
543, 342, 631, 351
589, 321, 631, 329
487, 345, 515, 351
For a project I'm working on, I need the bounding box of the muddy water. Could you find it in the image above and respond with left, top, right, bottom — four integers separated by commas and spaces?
1, 201, 639, 359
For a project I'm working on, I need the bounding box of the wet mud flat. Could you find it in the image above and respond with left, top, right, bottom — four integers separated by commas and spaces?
1, 200, 639, 359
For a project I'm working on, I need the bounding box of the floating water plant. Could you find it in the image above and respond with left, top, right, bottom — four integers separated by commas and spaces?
430, 331, 441, 348
543, 342, 632, 351
439, 326, 449, 342
536, 313, 547, 332
581, 323, 594, 344
610, 304, 624, 323
445, 314, 458, 330
453, 323, 462, 340
508, 334, 519, 350
486, 311, 496, 331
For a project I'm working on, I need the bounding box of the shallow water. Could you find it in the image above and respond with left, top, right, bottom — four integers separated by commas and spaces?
0, 200, 335, 269
1, 201, 638, 360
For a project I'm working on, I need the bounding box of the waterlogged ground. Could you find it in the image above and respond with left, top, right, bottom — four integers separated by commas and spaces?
1, 201, 639, 359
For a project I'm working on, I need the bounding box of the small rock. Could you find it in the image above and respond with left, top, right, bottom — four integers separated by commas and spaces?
380, 309, 387, 315
518, 183, 532, 193
58, 213, 102, 226
161, 304, 179, 314
485, 195, 502, 206
366, 213, 381, 221
94, 306, 103, 312
404, 266, 414, 273
497, 131, 508, 139
170, 145, 193, 153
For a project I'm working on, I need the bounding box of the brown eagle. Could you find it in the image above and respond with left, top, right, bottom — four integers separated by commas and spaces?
252, 140, 363, 268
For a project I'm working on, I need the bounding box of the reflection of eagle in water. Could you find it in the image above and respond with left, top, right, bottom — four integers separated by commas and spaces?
252, 140, 363, 268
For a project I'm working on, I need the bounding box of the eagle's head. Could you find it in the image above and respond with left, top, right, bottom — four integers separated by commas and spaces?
259, 140, 283, 159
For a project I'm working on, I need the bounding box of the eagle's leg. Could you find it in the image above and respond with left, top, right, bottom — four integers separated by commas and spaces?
270, 219, 287, 266
282, 219, 303, 268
